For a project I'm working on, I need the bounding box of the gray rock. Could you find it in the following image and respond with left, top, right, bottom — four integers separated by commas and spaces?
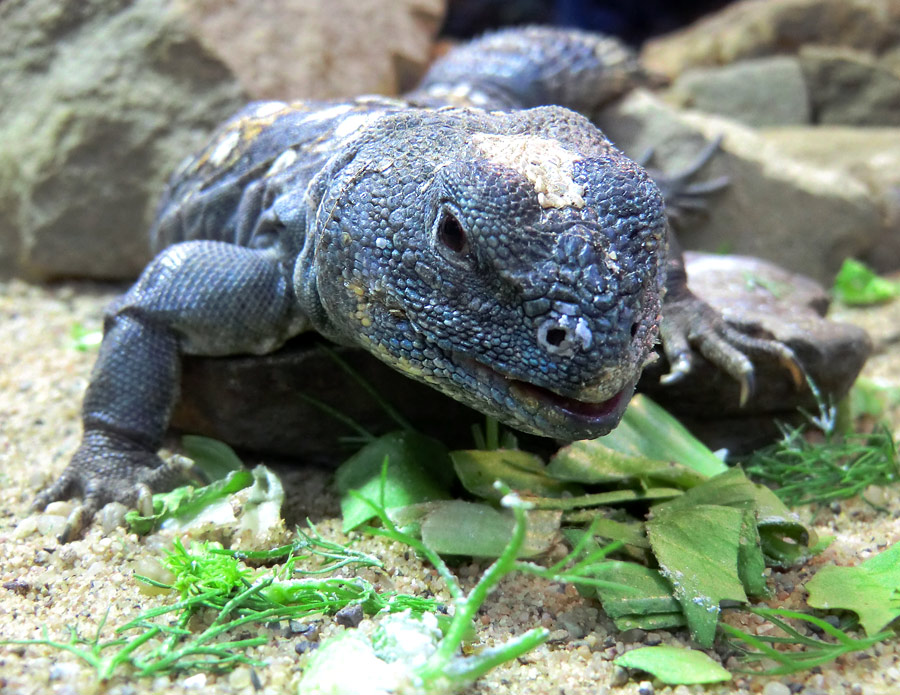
668, 57, 811, 127
596, 89, 886, 283
642, 0, 900, 80
0, 0, 444, 280
0, 0, 245, 280
799, 46, 900, 126
172, 337, 499, 462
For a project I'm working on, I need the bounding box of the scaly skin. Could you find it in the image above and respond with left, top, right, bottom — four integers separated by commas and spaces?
34, 27, 798, 540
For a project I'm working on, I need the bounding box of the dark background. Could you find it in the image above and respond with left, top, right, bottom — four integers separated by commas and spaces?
442, 0, 734, 44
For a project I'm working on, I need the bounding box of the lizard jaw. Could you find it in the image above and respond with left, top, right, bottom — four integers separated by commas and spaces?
451, 351, 635, 439
507, 377, 632, 425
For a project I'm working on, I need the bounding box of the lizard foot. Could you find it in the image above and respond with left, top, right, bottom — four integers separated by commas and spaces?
32, 431, 190, 542
640, 136, 730, 224
659, 292, 805, 405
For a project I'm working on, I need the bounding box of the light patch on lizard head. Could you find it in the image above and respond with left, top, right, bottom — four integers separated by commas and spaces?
471, 133, 586, 209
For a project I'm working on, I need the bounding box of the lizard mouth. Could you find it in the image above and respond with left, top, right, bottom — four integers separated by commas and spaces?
451, 351, 635, 438
507, 378, 632, 423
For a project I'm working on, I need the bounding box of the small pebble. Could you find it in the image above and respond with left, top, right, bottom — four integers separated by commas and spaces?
637, 679, 654, 695
335, 603, 364, 628
762, 681, 791, 695
295, 641, 318, 655
182, 673, 206, 689
98, 502, 128, 534
36, 514, 67, 538
44, 501, 74, 516
609, 666, 629, 687
644, 632, 662, 646
49, 662, 80, 681
618, 628, 646, 643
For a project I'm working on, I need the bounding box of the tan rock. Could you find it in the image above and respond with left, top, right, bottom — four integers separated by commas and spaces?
176, 0, 445, 100
596, 90, 886, 283
643, 0, 900, 79
761, 126, 900, 272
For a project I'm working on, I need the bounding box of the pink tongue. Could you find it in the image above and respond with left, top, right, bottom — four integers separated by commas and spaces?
511, 380, 626, 419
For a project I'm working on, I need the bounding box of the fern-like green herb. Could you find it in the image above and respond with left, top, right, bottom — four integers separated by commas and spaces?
721, 607, 894, 675
744, 384, 898, 507
0, 523, 439, 680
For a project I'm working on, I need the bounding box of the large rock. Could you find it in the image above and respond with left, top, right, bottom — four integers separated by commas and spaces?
0, 0, 444, 280
0, 0, 244, 280
643, 252, 871, 453
177, 0, 444, 100
642, 252, 870, 416
799, 46, 900, 126
642, 0, 900, 79
760, 126, 900, 273
596, 89, 888, 283
668, 56, 811, 127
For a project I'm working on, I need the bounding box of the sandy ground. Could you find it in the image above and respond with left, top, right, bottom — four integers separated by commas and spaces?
1, 277, 899, 695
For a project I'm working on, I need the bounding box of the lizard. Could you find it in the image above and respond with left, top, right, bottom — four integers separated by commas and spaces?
34, 26, 800, 540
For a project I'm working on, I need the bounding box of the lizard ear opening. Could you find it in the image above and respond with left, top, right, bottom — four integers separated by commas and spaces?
437, 211, 469, 255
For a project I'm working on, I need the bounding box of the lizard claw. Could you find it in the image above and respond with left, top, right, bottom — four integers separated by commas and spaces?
33, 431, 190, 542
659, 352, 692, 386
659, 292, 804, 405
642, 136, 729, 224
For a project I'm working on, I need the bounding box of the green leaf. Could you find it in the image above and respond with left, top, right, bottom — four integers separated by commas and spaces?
615, 646, 731, 685
833, 258, 900, 305
613, 613, 687, 631
70, 323, 103, 352
657, 467, 810, 567
389, 500, 561, 558
125, 469, 253, 535
737, 511, 769, 598
547, 438, 707, 489
562, 517, 650, 550
451, 448, 578, 500
806, 541, 900, 636
335, 431, 454, 532
579, 395, 727, 479
181, 435, 245, 481
646, 504, 748, 647
587, 560, 681, 617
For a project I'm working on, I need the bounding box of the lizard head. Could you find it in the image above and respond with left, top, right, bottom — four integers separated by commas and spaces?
305, 106, 667, 440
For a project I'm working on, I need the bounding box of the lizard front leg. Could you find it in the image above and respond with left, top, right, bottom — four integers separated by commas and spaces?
34, 241, 301, 541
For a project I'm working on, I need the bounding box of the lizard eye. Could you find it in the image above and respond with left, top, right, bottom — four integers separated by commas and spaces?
437, 211, 469, 254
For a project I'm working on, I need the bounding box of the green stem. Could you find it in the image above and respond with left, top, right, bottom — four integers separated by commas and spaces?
416, 487, 528, 682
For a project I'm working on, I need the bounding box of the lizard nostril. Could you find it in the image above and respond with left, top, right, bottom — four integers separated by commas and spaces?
545, 328, 568, 347
537, 319, 577, 356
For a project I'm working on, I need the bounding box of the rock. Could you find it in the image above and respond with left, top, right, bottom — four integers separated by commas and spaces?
0, 0, 245, 280
760, 127, 900, 274
669, 56, 811, 127
596, 89, 886, 283
641, 252, 871, 452
642, 0, 900, 80
0, 0, 444, 280
799, 46, 900, 126
175, 0, 444, 100
172, 336, 517, 462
